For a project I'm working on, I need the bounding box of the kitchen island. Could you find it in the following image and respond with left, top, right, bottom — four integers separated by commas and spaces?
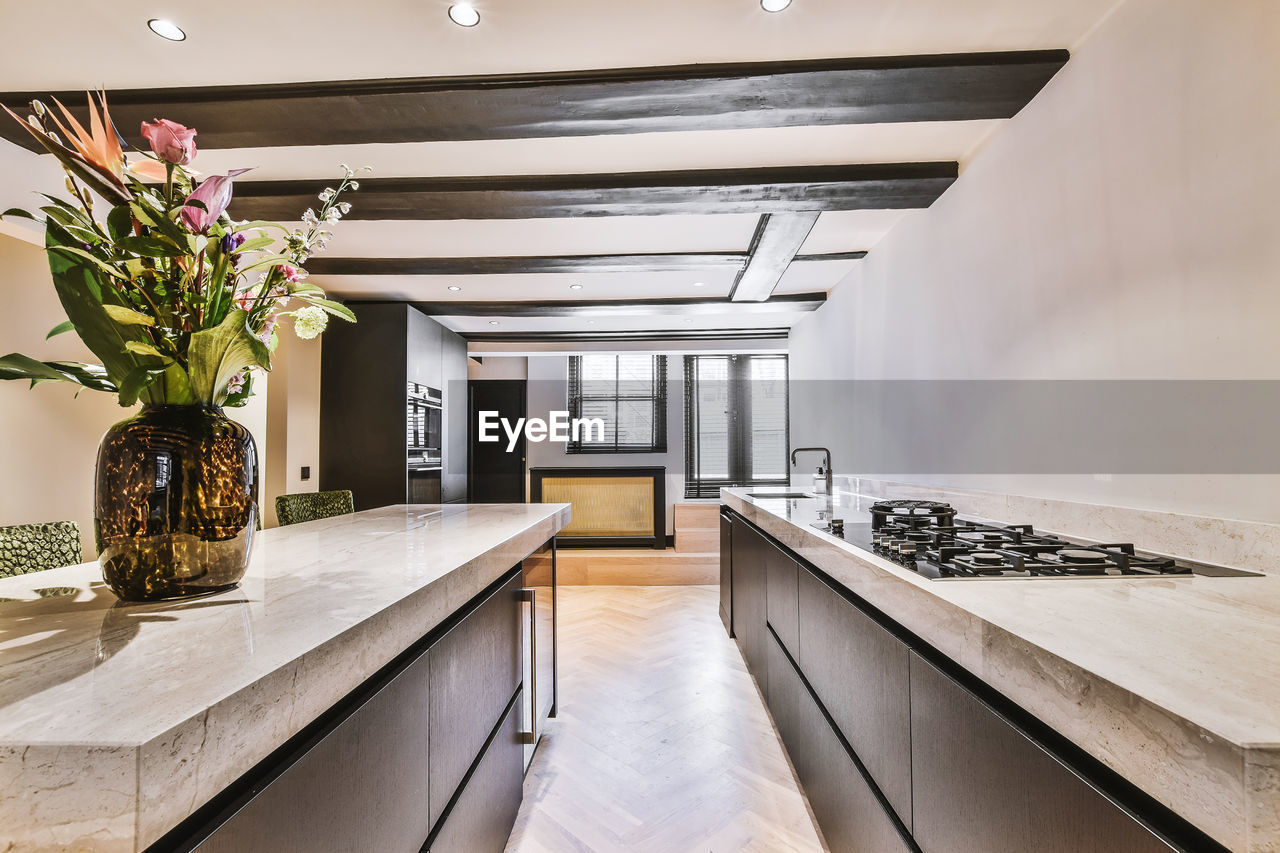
0, 502, 569, 853
722, 487, 1280, 853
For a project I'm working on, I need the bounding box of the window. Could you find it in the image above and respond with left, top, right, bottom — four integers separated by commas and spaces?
567, 354, 668, 453
684, 354, 789, 498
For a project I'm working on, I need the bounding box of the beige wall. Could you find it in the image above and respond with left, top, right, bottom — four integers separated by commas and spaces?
788, 0, 1280, 522
264, 329, 322, 527
0, 233, 270, 556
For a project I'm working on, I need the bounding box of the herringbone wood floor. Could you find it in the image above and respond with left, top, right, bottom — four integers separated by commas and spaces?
505, 585, 827, 853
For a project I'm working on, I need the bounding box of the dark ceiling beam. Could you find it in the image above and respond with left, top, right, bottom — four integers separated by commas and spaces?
307, 252, 746, 276
384, 292, 826, 317
307, 250, 868, 276
0, 50, 1068, 152
730, 213, 821, 302
460, 328, 791, 343
229, 163, 958, 221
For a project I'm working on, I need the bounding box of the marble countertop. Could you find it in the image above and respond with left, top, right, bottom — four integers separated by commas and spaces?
723, 487, 1280, 853
0, 502, 569, 853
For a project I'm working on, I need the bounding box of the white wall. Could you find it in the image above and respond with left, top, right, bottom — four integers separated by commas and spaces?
789, 0, 1280, 523
524, 355, 688, 533
0, 233, 270, 556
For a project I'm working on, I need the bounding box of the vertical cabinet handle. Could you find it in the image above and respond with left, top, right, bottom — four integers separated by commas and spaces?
519, 587, 537, 744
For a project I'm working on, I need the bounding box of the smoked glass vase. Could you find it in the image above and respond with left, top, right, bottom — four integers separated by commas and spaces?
95, 404, 259, 602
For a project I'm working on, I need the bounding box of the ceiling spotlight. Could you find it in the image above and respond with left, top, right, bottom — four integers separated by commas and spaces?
147, 19, 186, 41
693, 281, 705, 287
760, 0, 791, 11
488, 320, 499, 325
569, 284, 583, 290
448, 3, 481, 27
447, 285, 462, 292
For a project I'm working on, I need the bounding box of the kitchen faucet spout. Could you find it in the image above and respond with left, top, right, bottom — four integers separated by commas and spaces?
790, 447, 833, 494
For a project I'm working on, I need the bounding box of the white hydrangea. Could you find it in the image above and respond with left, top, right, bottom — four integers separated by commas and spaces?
293, 305, 329, 340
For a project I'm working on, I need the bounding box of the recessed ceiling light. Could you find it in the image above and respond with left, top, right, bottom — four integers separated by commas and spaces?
569, 284, 583, 290
761, 0, 791, 11
448, 3, 481, 26
488, 320, 499, 325
587, 320, 596, 324
447, 285, 462, 292
693, 281, 705, 287
147, 19, 186, 41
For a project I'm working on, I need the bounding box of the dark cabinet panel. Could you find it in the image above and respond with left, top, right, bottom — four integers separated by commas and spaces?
765, 542, 799, 658
429, 690, 524, 853
797, 567, 912, 828
909, 653, 1174, 853
766, 635, 913, 853
193, 651, 431, 853
719, 511, 732, 636
730, 520, 769, 694
429, 574, 522, 828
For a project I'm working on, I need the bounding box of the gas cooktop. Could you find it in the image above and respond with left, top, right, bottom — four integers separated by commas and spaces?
811, 499, 1260, 580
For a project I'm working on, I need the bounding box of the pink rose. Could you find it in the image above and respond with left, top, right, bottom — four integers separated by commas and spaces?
140, 118, 197, 165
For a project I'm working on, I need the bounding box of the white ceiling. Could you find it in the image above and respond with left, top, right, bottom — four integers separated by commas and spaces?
0, 0, 1123, 339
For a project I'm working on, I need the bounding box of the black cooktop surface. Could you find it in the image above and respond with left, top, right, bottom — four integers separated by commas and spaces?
810, 500, 1259, 580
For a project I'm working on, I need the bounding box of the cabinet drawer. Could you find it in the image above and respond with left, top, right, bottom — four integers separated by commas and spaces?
429, 689, 524, 853
910, 653, 1174, 853
797, 568, 912, 827
194, 652, 431, 853
766, 634, 912, 853
429, 573, 522, 828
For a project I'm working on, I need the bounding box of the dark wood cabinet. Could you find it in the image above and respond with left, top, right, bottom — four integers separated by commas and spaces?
766, 633, 913, 853
183, 569, 526, 853
428, 574, 522, 828
719, 510, 732, 636
765, 542, 799, 658
320, 303, 468, 510
428, 690, 524, 853
730, 520, 769, 694
909, 653, 1174, 853
192, 649, 432, 853
797, 567, 912, 828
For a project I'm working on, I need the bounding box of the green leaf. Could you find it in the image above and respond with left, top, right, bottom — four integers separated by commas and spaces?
233, 235, 275, 254
103, 304, 155, 326
298, 296, 357, 323
187, 309, 271, 405
43, 217, 159, 389
45, 320, 75, 340
116, 365, 167, 407
0, 353, 117, 393
48, 244, 129, 281
236, 253, 292, 274
120, 235, 182, 257
106, 204, 133, 242
123, 340, 165, 358
2, 207, 38, 221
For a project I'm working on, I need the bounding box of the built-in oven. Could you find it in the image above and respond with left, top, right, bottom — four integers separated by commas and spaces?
407, 382, 443, 504
407, 382, 442, 464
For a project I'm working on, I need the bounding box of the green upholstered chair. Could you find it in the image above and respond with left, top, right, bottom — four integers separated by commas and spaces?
275, 490, 355, 526
0, 521, 83, 578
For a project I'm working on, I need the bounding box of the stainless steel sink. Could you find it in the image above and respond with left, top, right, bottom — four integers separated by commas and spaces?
746, 491, 815, 499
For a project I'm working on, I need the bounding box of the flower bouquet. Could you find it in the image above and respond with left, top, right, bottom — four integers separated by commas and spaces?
0, 91, 360, 406
0, 91, 365, 601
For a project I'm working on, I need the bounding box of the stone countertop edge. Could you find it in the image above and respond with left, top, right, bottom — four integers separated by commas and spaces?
0, 502, 571, 853
722, 489, 1280, 853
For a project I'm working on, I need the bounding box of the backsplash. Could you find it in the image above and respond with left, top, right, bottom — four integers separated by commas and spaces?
790, 475, 1280, 575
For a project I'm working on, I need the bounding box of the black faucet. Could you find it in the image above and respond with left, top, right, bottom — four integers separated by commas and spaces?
790, 447, 833, 494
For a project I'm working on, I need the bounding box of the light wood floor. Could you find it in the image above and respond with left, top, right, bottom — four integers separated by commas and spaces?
505, 585, 827, 853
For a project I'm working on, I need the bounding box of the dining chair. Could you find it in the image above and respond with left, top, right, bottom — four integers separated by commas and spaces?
275, 490, 355, 526
0, 521, 83, 578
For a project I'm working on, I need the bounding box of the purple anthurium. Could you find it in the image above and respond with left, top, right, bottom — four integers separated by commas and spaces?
181, 168, 250, 234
